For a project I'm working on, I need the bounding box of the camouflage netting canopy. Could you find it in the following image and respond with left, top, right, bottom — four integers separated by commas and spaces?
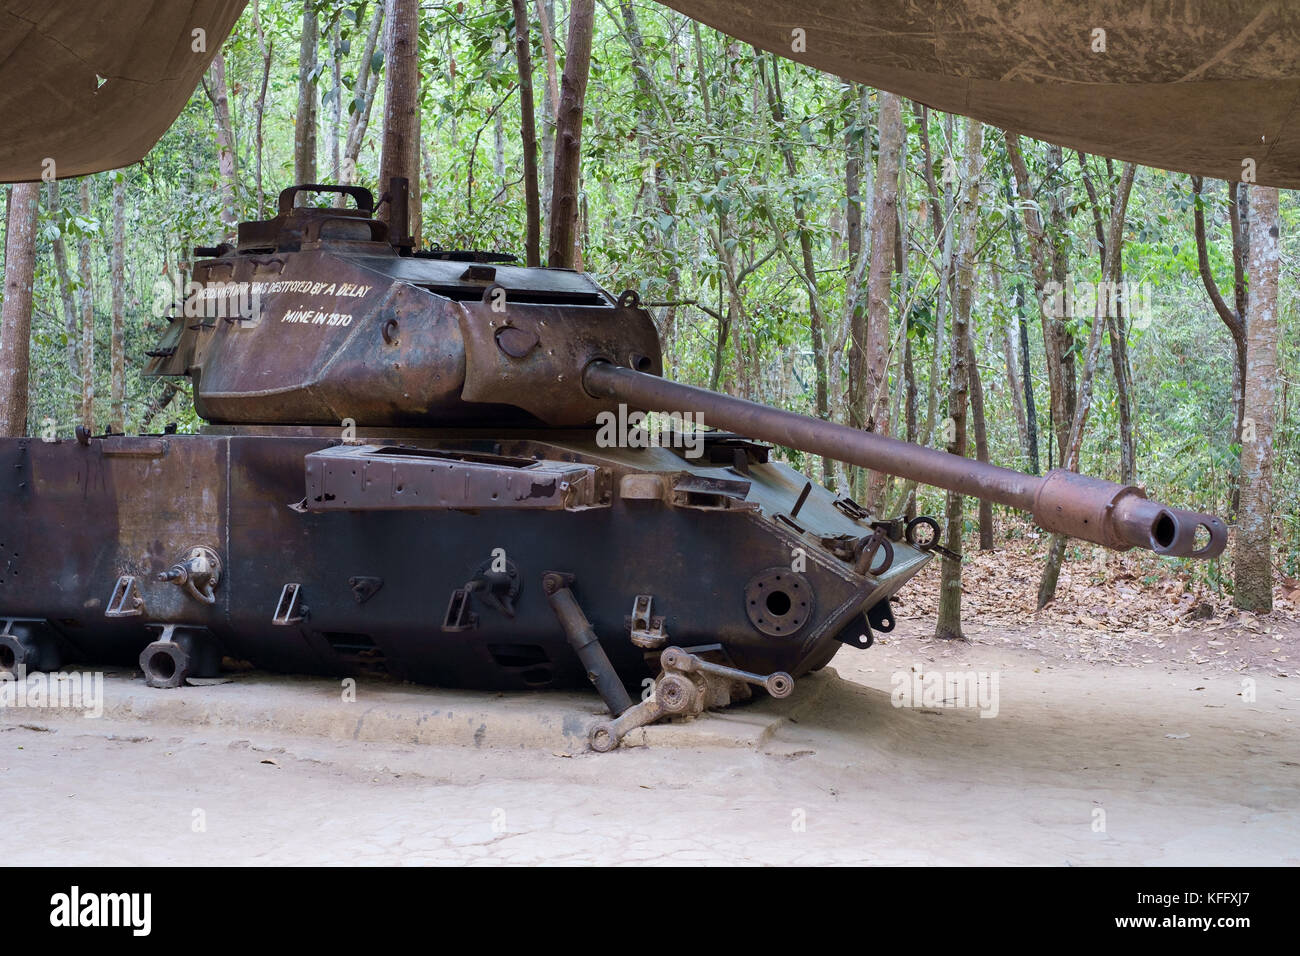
0, 1, 245, 182
0, 1, 1297, 186
662, 0, 1300, 187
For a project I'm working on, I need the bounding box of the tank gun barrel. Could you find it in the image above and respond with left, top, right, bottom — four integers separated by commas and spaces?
582, 362, 1226, 559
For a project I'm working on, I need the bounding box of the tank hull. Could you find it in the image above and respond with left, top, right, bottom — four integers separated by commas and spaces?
0, 429, 929, 690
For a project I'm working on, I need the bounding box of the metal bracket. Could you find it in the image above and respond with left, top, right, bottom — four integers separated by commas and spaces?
833, 495, 870, 521
441, 587, 478, 632
106, 575, 146, 617
272, 583, 307, 625
853, 530, 895, 576
349, 576, 384, 605
867, 599, 895, 633
906, 515, 961, 561
836, 611, 876, 649
627, 594, 668, 649
463, 558, 520, 618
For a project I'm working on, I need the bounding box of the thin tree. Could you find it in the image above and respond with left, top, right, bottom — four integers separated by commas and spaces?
110, 173, 126, 434
47, 183, 80, 376
0, 182, 40, 437
1079, 152, 1135, 483
763, 52, 833, 486
547, 0, 596, 269
935, 117, 984, 641
78, 178, 95, 432
203, 51, 239, 237
1037, 162, 1136, 608
856, 90, 903, 508
512, 0, 542, 266
536, 0, 559, 235
328, 16, 343, 182
1235, 186, 1280, 612
252, 0, 273, 215
295, 0, 319, 187
378, 0, 420, 232
1001, 171, 1039, 473
343, 2, 386, 182
1192, 175, 1250, 511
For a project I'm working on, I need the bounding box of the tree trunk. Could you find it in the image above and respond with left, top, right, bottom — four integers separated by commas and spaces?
110, 175, 126, 434
0, 182, 40, 437
993, 266, 1030, 465
538, 0, 558, 243
295, 0, 319, 187
1038, 162, 1136, 608
1078, 152, 1135, 482
902, 322, 918, 519
1192, 175, 1250, 513
858, 90, 903, 509
935, 118, 983, 641
47, 183, 81, 376
1002, 165, 1040, 472
1007, 135, 1074, 467
208, 51, 239, 238
764, 54, 833, 486
512, 0, 542, 266
1234, 186, 1279, 612
78, 178, 95, 432
253, 0, 273, 215
968, 334, 994, 548
343, 2, 385, 180
141, 382, 179, 432
328, 18, 342, 182
378, 0, 420, 231
547, 0, 596, 269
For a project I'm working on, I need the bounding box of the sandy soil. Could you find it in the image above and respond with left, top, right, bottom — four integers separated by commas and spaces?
2, 618, 1297, 865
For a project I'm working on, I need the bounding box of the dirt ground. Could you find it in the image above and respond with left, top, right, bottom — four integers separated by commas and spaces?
3, 611, 1296, 866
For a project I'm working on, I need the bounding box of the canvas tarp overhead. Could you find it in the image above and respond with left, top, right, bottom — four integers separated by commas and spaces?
1, 1, 1297, 186
661, 0, 1300, 188
0, 1, 246, 182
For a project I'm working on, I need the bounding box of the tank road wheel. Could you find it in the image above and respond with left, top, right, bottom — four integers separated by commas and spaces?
0, 621, 62, 674
139, 641, 190, 689
0, 634, 27, 674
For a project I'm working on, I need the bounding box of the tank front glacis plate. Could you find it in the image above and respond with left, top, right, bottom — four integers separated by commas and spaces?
0, 431, 928, 691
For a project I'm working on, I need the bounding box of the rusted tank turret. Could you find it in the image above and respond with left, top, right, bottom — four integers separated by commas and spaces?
0, 182, 1226, 749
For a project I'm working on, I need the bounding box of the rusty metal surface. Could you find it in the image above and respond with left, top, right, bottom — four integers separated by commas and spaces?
303, 444, 604, 511
150, 203, 660, 428
1, 185, 1228, 742
0, 429, 925, 690
457, 291, 662, 425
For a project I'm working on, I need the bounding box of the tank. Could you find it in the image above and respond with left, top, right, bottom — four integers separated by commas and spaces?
0, 182, 1228, 750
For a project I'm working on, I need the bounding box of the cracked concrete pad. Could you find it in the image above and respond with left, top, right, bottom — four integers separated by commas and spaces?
5, 670, 814, 752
